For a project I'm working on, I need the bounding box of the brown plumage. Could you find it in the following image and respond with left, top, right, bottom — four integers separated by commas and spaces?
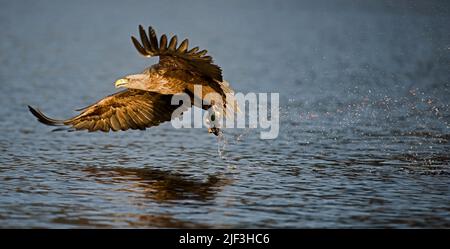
28, 90, 185, 132
131, 26, 223, 83
28, 25, 237, 135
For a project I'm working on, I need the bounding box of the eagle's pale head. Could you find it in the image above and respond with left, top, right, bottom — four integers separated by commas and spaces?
114, 73, 149, 91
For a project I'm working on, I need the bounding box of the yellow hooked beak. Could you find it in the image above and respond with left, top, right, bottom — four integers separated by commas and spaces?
114, 78, 128, 88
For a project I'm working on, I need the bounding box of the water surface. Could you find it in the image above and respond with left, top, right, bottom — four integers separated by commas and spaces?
0, 0, 449, 228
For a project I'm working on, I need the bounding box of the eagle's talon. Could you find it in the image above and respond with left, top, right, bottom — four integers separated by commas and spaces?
208, 127, 221, 136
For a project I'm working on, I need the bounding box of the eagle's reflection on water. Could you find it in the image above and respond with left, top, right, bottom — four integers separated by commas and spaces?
48, 166, 234, 228
82, 166, 232, 203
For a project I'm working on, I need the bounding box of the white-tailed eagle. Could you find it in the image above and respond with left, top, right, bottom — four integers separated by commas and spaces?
28, 25, 237, 136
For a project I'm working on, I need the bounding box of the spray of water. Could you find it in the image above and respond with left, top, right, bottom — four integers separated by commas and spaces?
216, 130, 227, 159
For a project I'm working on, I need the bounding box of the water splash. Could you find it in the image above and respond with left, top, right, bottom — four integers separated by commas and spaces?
216, 131, 227, 159
235, 128, 252, 142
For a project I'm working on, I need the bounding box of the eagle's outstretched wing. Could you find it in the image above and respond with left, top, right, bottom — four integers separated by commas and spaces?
131, 25, 223, 82
28, 90, 184, 132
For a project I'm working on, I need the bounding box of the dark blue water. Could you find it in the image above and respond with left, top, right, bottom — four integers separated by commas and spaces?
0, 0, 449, 228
